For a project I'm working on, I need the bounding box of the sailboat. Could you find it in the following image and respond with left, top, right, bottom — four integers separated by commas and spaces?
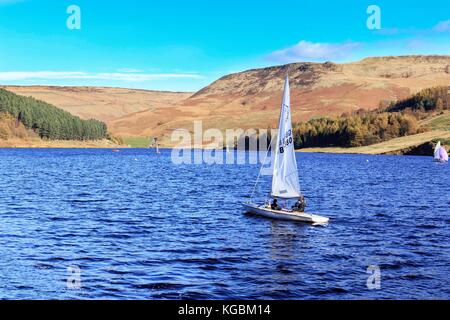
434, 141, 448, 162
243, 76, 329, 225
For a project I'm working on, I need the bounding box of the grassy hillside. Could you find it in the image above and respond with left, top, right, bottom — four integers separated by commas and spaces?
122, 136, 152, 148
2, 86, 192, 123
421, 111, 450, 130
298, 130, 450, 155
293, 86, 449, 149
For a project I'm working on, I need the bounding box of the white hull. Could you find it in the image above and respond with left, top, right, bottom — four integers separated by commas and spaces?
243, 203, 329, 225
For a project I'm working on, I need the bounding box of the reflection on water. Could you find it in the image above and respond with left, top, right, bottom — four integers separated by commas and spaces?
269, 222, 299, 261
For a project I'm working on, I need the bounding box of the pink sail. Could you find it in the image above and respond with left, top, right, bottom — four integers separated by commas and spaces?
439, 147, 449, 162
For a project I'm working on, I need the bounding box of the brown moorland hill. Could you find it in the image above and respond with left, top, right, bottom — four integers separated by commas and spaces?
2, 55, 449, 146
109, 55, 450, 145
1, 86, 192, 123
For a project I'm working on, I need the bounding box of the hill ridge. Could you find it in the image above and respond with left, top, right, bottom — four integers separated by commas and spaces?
2, 55, 449, 145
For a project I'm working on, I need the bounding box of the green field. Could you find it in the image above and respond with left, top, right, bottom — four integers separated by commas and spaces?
123, 137, 152, 148
425, 113, 450, 145
298, 130, 450, 155
432, 137, 450, 146
429, 114, 450, 130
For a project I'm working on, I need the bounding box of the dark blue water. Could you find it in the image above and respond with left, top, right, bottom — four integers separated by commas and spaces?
0, 149, 449, 300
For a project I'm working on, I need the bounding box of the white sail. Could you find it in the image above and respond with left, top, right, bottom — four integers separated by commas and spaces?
440, 147, 449, 162
434, 141, 441, 160
271, 76, 302, 199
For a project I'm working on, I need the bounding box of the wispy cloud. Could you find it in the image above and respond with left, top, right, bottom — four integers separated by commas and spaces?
433, 20, 450, 32
266, 40, 361, 63
0, 71, 202, 82
374, 27, 417, 36
116, 68, 144, 73
368, 20, 450, 56
375, 20, 450, 35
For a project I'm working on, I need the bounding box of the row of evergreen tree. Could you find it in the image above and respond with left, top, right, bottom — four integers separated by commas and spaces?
293, 86, 448, 148
0, 89, 107, 140
385, 86, 448, 113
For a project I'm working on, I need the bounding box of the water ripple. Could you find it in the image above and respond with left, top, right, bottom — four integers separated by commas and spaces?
0, 149, 449, 299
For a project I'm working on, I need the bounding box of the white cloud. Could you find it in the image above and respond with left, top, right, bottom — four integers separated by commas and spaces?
266, 40, 361, 63
116, 68, 144, 73
373, 27, 417, 36
374, 20, 450, 35
405, 39, 428, 50
433, 20, 450, 32
0, 71, 202, 82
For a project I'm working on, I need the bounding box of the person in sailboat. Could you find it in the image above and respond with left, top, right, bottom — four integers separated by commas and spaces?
271, 199, 282, 211
292, 196, 306, 212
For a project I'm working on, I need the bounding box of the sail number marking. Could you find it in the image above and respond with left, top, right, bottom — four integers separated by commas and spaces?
279, 130, 293, 154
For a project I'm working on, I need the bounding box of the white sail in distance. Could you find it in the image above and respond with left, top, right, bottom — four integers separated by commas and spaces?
271, 76, 302, 199
434, 141, 441, 160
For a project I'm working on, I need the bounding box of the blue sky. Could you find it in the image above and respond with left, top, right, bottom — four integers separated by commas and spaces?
0, 0, 449, 91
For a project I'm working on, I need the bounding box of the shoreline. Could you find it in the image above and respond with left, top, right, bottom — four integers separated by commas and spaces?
298, 130, 450, 155
0, 138, 123, 149
1, 130, 448, 156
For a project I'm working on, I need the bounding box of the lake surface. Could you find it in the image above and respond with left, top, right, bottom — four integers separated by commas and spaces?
0, 149, 449, 300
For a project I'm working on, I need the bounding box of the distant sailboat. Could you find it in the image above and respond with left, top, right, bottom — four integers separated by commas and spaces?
434, 141, 441, 160
243, 76, 329, 225
434, 141, 448, 163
